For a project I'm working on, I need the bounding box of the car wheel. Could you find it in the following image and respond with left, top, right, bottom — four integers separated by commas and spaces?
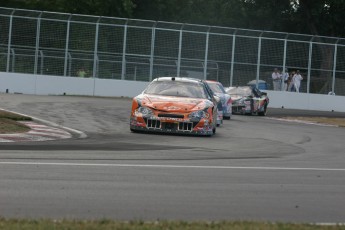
206, 126, 216, 137
258, 103, 267, 116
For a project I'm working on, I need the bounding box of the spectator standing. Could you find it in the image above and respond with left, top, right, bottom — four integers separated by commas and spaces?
272, 68, 281, 91
292, 70, 303, 93
288, 71, 295, 92
281, 68, 289, 91
77, 67, 87, 78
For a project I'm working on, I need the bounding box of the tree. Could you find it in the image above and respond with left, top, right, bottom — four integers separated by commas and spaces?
291, 0, 345, 37
290, 0, 345, 93
1, 0, 135, 17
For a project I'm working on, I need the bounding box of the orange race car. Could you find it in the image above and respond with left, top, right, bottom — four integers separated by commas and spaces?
130, 77, 219, 136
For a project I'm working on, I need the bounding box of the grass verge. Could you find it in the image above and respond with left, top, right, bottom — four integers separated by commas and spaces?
0, 219, 344, 230
282, 117, 345, 127
0, 110, 32, 134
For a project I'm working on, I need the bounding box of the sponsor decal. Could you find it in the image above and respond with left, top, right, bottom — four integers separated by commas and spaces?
163, 106, 181, 110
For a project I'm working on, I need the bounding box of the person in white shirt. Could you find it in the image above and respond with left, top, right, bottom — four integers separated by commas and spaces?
281, 68, 289, 91
292, 70, 303, 93
272, 68, 281, 91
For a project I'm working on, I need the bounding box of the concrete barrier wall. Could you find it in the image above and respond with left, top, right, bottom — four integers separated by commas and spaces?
266, 90, 345, 112
0, 72, 149, 98
1, 72, 344, 112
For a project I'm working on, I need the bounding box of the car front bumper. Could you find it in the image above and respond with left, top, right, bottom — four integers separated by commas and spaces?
130, 116, 214, 136
232, 105, 252, 114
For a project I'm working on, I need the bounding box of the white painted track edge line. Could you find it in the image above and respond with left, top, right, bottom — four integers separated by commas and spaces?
1, 161, 345, 171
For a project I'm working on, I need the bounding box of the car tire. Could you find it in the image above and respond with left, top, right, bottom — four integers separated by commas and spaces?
258, 103, 267, 116
206, 127, 216, 137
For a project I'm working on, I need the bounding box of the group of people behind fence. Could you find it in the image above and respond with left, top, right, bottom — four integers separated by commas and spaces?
272, 68, 303, 92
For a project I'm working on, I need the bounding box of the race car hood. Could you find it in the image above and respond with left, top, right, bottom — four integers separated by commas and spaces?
213, 92, 226, 100
230, 95, 244, 101
137, 94, 212, 112
231, 95, 248, 105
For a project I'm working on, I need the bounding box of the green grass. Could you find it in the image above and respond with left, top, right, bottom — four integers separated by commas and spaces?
0, 219, 344, 230
283, 117, 345, 127
0, 219, 345, 230
0, 110, 32, 121
0, 110, 31, 134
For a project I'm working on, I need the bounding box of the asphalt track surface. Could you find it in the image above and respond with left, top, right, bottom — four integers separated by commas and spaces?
0, 93, 345, 223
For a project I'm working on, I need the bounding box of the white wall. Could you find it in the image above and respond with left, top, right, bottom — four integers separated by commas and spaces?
1, 72, 344, 112
265, 90, 345, 112
0, 72, 149, 97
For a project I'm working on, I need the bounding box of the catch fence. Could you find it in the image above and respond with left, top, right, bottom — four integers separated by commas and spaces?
1, 7, 345, 95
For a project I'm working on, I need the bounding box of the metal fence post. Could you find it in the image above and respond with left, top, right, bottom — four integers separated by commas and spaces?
64, 15, 71, 77
10, 49, 15, 72
149, 23, 156, 81
177, 24, 184, 77
6, 10, 14, 73
93, 18, 101, 78
121, 20, 128, 80
332, 40, 339, 94
92, 18, 101, 96
230, 30, 237, 87
68, 53, 72, 76
40, 50, 44, 74
281, 35, 288, 91
34, 12, 42, 75
203, 27, 210, 80
256, 33, 263, 88
307, 37, 314, 94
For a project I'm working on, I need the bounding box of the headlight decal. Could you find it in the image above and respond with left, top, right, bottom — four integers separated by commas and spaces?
135, 106, 154, 117
189, 109, 210, 120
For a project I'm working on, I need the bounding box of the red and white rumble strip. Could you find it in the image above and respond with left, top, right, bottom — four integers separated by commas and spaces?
0, 121, 72, 142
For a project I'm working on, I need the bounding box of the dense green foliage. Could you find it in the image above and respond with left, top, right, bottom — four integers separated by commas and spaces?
1, 0, 345, 37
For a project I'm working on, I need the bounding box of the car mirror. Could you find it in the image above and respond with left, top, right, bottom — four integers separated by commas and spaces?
213, 95, 221, 103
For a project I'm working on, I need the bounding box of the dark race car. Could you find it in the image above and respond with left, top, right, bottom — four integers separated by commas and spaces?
225, 86, 269, 116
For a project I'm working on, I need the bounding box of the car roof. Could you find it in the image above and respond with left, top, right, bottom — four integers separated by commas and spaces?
227, 86, 252, 90
205, 80, 220, 83
152, 77, 203, 84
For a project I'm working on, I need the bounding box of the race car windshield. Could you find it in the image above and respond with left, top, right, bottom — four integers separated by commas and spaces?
227, 87, 252, 97
144, 81, 208, 99
208, 82, 226, 94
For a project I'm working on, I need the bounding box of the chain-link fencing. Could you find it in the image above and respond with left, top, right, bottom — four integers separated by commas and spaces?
1, 7, 345, 95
